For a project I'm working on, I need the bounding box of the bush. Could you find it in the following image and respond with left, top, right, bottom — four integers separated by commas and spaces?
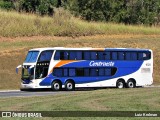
0, 0, 13, 10
15, 0, 56, 16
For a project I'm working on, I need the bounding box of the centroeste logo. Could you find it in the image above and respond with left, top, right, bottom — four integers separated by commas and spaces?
89, 61, 115, 67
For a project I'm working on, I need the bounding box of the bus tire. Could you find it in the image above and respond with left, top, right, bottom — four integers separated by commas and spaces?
20, 88, 25, 91
51, 81, 62, 91
116, 80, 125, 88
65, 80, 75, 91
127, 79, 136, 88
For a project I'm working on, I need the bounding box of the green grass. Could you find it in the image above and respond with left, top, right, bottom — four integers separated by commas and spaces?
0, 8, 160, 37
0, 88, 160, 119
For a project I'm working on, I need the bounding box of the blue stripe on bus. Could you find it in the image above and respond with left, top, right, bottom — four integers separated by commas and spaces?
60, 60, 143, 68
39, 60, 143, 86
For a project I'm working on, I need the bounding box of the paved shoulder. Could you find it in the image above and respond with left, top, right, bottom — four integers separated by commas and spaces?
144, 85, 160, 88
0, 86, 159, 98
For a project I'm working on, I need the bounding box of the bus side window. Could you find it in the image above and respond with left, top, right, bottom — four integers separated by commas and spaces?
63, 68, 68, 77
99, 68, 105, 76
59, 51, 69, 60
118, 52, 124, 60
131, 52, 137, 60
54, 51, 60, 60
83, 51, 91, 60
104, 52, 111, 60
138, 52, 143, 60
143, 52, 151, 60
90, 68, 98, 76
69, 51, 76, 60
76, 68, 84, 76
105, 68, 111, 76
125, 52, 131, 60
76, 51, 82, 60
111, 68, 117, 76
69, 68, 76, 76
53, 68, 63, 77
64, 51, 69, 60
91, 52, 97, 60
84, 68, 89, 76
98, 52, 104, 60
60, 51, 64, 60
112, 52, 117, 60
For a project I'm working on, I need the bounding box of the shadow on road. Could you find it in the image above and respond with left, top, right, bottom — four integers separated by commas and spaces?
20, 87, 118, 92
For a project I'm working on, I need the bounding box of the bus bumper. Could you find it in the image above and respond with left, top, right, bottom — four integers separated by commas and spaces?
21, 83, 36, 89
21, 83, 51, 89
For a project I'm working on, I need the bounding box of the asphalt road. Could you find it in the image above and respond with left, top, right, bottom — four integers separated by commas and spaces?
0, 85, 159, 98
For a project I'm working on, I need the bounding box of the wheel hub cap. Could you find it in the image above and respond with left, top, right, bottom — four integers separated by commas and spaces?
129, 82, 133, 87
118, 82, 123, 88
67, 83, 72, 89
54, 83, 59, 90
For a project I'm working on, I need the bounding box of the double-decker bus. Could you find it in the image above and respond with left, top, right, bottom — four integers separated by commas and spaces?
16, 47, 153, 91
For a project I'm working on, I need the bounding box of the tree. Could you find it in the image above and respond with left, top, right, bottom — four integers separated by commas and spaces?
11, 0, 57, 16
0, 0, 14, 10
67, 0, 160, 25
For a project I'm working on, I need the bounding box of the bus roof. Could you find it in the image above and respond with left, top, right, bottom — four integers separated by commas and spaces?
29, 47, 151, 52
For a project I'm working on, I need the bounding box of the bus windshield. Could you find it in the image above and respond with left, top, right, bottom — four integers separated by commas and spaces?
22, 67, 34, 80
25, 51, 39, 63
38, 50, 53, 62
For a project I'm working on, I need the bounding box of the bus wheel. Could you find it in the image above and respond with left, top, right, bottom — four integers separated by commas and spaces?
127, 79, 136, 88
116, 80, 125, 88
65, 80, 75, 91
52, 81, 61, 91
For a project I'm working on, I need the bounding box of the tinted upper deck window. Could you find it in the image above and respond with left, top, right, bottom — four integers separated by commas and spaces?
83, 51, 91, 60
131, 52, 137, 60
125, 52, 137, 60
112, 52, 117, 60
76, 51, 82, 60
91, 52, 97, 60
54, 51, 69, 60
98, 52, 104, 60
69, 51, 76, 60
138, 51, 151, 60
118, 52, 125, 60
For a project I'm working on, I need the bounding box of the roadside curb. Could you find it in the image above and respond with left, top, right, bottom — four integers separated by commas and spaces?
144, 85, 160, 88
0, 90, 20, 92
